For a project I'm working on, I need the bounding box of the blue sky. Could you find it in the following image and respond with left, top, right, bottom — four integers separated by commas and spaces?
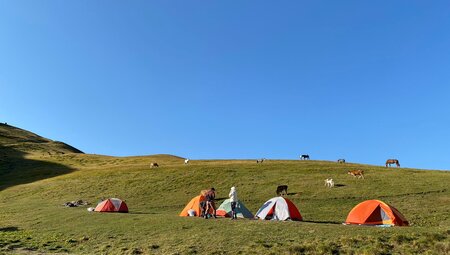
1, 1, 450, 170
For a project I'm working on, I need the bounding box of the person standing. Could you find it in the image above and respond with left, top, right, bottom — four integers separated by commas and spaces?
204, 187, 217, 219
229, 186, 238, 220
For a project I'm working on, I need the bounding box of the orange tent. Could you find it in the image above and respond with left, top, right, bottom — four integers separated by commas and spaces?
95, 198, 129, 213
345, 200, 408, 226
179, 195, 206, 217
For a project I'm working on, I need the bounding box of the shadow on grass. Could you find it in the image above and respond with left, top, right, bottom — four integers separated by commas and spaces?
334, 184, 346, 187
0, 145, 75, 191
287, 192, 298, 195
303, 220, 341, 225
128, 212, 158, 215
0, 226, 19, 232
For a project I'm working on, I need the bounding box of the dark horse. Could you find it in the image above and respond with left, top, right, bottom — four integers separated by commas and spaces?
385, 159, 400, 167
300, 154, 310, 160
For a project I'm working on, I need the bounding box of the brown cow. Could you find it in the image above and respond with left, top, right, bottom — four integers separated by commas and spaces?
150, 162, 159, 168
347, 170, 364, 179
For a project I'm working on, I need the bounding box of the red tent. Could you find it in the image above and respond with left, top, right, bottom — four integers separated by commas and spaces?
95, 198, 129, 213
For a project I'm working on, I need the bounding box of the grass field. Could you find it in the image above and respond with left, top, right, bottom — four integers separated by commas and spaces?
1, 124, 450, 254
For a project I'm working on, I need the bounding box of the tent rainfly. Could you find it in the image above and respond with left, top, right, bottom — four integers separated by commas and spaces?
179, 195, 206, 217
94, 198, 129, 213
216, 199, 254, 218
345, 200, 409, 226
255, 197, 302, 221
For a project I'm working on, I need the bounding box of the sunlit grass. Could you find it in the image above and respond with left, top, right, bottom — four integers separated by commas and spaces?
1, 153, 449, 254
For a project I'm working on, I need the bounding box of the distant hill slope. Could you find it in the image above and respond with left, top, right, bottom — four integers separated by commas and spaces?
0, 123, 83, 157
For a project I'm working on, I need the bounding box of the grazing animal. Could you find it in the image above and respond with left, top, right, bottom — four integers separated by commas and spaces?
324, 178, 334, 188
276, 185, 288, 196
150, 162, 159, 168
348, 170, 364, 179
300, 154, 310, 160
256, 158, 265, 163
337, 159, 345, 163
184, 158, 190, 164
386, 159, 400, 167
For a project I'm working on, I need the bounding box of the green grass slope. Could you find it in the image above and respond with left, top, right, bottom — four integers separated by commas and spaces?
0, 123, 83, 157
0, 123, 83, 192
0, 126, 449, 254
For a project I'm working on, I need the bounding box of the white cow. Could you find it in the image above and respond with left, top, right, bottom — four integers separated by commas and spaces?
184, 158, 190, 164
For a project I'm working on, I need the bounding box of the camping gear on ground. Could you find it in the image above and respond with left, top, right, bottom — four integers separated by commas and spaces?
63, 200, 89, 207
255, 197, 302, 221
94, 198, 129, 213
344, 199, 409, 226
87, 207, 95, 212
187, 209, 196, 216
216, 199, 254, 219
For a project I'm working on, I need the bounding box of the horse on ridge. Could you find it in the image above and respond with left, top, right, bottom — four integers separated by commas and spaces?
385, 159, 400, 167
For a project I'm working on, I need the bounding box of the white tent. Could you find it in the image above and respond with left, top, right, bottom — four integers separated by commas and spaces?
255, 197, 302, 221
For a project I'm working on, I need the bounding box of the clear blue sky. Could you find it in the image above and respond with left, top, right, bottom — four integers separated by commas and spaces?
1, 1, 450, 170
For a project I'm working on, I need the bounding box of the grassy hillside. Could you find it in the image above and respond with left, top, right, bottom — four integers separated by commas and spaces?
0, 124, 83, 192
0, 126, 449, 254
0, 123, 83, 157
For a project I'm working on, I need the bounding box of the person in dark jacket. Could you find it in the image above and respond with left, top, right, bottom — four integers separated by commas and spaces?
204, 187, 217, 218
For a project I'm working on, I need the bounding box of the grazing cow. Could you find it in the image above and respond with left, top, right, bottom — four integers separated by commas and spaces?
300, 154, 310, 160
347, 170, 364, 179
276, 185, 288, 196
184, 158, 190, 164
324, 178, 334, 188
256, 158, 265, 163
337, 159, 345, 164
150, 162, 159, 168
386, 159, 400, 168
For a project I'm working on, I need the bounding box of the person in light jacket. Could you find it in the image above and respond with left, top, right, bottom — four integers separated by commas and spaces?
229, 186, 238, 220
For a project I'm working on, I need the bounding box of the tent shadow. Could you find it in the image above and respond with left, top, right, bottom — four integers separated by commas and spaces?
303, 220, 341, 225
0, 226, 19, 232
0, 145, 75, 191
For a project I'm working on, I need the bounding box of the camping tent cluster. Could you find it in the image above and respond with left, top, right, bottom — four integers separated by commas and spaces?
180, 195, 408, 226
92, 195, 409, 227
180, 195, 301, 220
